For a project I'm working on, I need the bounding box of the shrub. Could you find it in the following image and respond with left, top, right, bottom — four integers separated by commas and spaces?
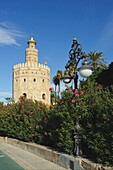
42, 109, 75, 153
0, 85, 113, 166
75, 82, 113, 166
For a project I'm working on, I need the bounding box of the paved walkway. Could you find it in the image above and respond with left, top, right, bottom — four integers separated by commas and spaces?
0, 150, 25, 170
0, 142, 67, 170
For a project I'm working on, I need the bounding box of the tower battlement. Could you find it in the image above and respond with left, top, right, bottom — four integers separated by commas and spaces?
13, 62, 50, 71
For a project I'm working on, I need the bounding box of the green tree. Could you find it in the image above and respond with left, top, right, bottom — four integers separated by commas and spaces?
76, 82, 113, 166
87, 51, 107, 70
56, 70, 63, 96
96, 62, 113, 87
85, 51, 107, 83
53, 70, 63, 100
52, 76, 59, 104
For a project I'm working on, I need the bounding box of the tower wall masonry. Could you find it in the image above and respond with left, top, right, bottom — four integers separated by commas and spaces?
12, 37, 50, 104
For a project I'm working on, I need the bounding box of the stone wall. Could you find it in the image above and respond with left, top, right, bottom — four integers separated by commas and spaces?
0, 137, 112, 170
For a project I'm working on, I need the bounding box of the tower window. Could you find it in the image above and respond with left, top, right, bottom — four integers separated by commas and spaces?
23, 93, 27, 99
34, 78, 36, 82
42, 94, 45, 100
42, 79, 44, 83
24, 78, 26, 82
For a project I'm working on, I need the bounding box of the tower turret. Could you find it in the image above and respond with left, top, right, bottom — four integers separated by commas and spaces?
25, 36, 38, 64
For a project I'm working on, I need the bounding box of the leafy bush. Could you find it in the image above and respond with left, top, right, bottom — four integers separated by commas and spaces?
42, 109, 75, 153
0, 85, 113, 166
75, 83, 113, 166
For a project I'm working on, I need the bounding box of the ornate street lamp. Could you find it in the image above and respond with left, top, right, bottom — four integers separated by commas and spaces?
61, 37, 92, 156
62, 37, 92, 89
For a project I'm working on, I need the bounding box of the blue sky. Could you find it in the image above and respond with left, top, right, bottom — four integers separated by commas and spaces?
0, 0, 113, 102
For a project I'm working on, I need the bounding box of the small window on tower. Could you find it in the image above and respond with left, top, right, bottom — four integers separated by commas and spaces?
42, 79, 44, 83
23, 93, 27, 99
24, 78, 26, 82
34, 78, 36, 82
42, 94, 45, 100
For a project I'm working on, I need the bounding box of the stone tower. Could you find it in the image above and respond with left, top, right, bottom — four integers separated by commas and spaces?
12, 37, 50, 104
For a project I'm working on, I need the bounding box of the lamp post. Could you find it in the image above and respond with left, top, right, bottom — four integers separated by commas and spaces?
61, 37, 92, 156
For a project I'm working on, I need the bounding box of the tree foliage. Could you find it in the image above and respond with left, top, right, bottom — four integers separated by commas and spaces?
87, 51, 107, 70
96, 62, 113, 87
0, 83, 113, 166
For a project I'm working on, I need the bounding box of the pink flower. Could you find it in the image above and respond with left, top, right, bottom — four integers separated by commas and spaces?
38, 108, 42, 110
36, 125, 38, 129
50, 105, 56, 109
60, 99, 64, 104
68, 89, 72, 93
49, 87, 53, 91
80, 91, 84, 95
96, 84, 101, 88
72, 99, 76, 103
22, 105, 24, 109
30, 111, 33, 114
42, 113, 45, 118
74, 89, 78, 94
98, 84, 101, 86
75, 93, 79, 97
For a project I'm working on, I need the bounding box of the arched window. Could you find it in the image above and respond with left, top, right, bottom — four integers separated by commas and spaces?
24, 78, 26, 82
23, 93, 27, 99
42, 79, 44, 83
42, 93, 45, 100
34, 78, 36, 82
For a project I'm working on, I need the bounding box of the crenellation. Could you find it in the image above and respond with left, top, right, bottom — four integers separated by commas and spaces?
22, 63, 24, 67
13, 62, 50, 71
38, 63, 50, 70
25, 63, 27, 67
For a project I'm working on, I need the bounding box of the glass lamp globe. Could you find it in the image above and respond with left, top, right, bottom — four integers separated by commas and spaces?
78, 60, 92, 78
62, 71, 72, 84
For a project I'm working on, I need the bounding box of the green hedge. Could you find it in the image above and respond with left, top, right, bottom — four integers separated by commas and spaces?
0, 84, 113, 166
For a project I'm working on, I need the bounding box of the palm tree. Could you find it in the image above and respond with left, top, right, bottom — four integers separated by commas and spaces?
52, 70, 63, 100
52, 76, 58, 103
87, 51, 107, 70
56, 70, 63, 97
